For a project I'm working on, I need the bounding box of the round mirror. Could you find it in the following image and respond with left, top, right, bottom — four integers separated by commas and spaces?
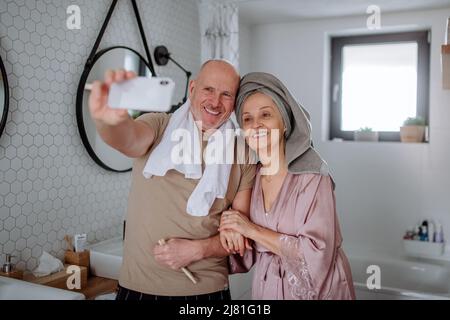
0, 54, 9, 138
76, 46, 154, 172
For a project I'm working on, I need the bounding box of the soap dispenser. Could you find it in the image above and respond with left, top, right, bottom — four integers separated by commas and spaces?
0, 254, 23, 280
2, 254, 13, 273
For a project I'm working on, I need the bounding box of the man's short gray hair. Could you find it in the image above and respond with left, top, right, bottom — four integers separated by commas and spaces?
200, 59, 240, 78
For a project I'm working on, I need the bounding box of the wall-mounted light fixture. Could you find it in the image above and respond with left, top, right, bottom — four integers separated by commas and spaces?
154, 45, 192, 112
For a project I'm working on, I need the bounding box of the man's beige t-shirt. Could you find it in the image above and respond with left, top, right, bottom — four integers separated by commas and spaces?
119, 112, 256, 296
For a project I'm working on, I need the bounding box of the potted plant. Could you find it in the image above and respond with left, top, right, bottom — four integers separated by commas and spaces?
400, 116, 426, 142
354, 127, 379, 142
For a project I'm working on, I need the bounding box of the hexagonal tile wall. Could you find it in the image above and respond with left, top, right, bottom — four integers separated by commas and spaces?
0, 0, 200, 271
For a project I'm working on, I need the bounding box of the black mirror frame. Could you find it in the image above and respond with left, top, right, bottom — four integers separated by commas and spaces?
76, 0, 156, 172
0, 54, 9, 138
76, 46, 153, 173
76, 0, 191, 172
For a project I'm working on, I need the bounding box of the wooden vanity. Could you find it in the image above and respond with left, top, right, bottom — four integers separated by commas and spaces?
20, 264, 118, 300
78, 276, 118, 300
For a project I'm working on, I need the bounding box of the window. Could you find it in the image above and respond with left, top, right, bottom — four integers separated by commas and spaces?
330, 31, 430, 141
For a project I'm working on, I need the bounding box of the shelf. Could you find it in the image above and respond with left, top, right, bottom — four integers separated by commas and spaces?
403, 239, 445, 259
22, 271, 117, 300
23, 264, 88, 290
79, 276, 118, 300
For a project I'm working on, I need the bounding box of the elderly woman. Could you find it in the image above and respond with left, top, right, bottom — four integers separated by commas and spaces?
219, 72, 355, 300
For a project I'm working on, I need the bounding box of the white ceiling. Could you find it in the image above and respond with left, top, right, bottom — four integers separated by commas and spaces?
238, 0, 450, 25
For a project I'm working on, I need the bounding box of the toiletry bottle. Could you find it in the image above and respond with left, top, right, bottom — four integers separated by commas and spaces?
422, 226, 428, 241
435, 223, 445, 243
404, 228, 414, 240
413, 226, 421, 240
403, 230, 411, 240
421, 220, 428, 241
428, 220, 435, 242
0, 254, 23, 280
439, 224, 445, 242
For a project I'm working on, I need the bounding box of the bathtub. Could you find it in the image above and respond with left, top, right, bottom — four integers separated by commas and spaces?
89, 237, 450, 300
349, 254, 450, 300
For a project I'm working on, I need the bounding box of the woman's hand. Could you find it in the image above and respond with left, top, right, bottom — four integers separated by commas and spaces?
219, 210, 258, 239
219, 230, 252, 256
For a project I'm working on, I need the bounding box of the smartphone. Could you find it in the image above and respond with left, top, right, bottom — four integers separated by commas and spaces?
108, 76, 175, 112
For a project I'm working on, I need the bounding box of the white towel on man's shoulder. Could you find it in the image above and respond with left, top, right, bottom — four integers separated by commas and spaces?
142, 100, 235, 216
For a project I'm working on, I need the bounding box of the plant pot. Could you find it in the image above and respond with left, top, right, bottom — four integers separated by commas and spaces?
400, 125, 425, 142
354, 131, 379, 142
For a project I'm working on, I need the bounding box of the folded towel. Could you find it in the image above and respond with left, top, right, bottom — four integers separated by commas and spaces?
143, 100, 235, 216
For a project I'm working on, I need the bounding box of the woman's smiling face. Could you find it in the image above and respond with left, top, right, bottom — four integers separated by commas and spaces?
240, 92, 285, 154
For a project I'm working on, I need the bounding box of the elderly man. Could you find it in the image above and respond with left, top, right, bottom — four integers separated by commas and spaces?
89, 60, 255, 300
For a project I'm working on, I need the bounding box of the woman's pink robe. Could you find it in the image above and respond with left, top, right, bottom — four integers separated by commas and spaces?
229, 170, 356, 300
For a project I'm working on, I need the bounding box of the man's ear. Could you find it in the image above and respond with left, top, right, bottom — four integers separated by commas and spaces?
188, 79, 196, 99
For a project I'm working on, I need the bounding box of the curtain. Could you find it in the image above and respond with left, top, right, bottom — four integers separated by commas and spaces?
198, 0, 239, 70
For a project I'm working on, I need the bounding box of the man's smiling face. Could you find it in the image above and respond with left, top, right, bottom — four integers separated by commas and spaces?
189, 61, 240, 131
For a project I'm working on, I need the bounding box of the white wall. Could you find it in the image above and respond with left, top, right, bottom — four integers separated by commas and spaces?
239, 22, 252, 75
241, 8, 450, 257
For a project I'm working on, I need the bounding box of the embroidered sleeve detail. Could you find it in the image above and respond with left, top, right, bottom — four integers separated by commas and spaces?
279, 234, 316, 300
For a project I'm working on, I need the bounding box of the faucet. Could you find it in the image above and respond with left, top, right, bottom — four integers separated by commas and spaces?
2, 254, 15, 273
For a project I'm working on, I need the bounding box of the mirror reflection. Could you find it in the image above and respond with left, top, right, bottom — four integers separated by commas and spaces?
77, 47, 153, 172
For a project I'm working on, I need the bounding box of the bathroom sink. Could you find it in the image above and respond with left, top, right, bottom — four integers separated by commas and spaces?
89, 237, 123, 280
0, 276, 85, 300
